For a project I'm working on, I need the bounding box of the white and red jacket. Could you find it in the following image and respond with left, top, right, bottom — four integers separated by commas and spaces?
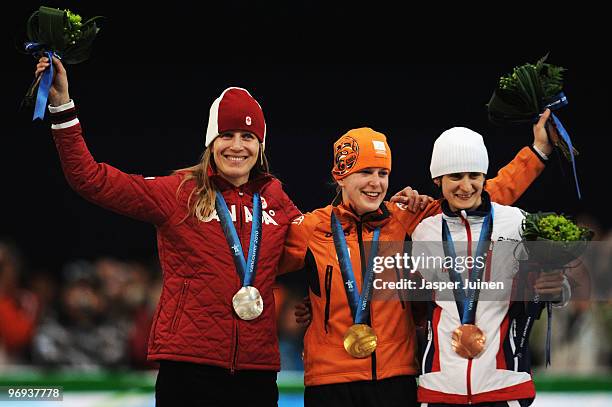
49, 101, 301, 371
412, 193, 566, 405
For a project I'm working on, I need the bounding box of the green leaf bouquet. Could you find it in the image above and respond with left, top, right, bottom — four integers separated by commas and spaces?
521, 212, 593, 269
487, 55, 577, 161
25, 6, 103, 64
21, 6, 103, 117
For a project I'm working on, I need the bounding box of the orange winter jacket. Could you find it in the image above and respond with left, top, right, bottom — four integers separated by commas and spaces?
279, 146, 545, 386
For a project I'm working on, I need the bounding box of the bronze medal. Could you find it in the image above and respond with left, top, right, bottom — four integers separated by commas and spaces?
451, 324, 486, 359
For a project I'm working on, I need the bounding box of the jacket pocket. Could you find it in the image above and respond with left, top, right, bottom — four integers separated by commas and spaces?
324, 265, 333, 333
171, 279, 190, 333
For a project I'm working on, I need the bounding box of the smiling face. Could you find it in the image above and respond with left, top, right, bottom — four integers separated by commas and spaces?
337, 167, 389, 216
212, 130, 260, 186
436, 172, 485, 212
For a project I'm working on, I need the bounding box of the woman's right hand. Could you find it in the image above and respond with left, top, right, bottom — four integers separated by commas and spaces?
294, 296, 312, 326
35, 56, 70, 106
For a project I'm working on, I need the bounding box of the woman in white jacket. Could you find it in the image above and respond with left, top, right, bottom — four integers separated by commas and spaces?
411, 127, 568, 407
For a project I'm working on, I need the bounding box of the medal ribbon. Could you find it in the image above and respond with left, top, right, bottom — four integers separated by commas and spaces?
331, 212, 380, 324
215, 191, 262, 287
442, 207, 494, 325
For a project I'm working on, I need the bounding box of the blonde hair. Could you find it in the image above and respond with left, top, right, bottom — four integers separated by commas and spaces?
174, 142, 269, 222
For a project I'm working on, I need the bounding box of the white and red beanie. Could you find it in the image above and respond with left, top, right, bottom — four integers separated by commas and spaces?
430, 127, 489, 178
205, 87, 266, 149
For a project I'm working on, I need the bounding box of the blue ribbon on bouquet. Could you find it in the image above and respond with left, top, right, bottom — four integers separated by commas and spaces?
544, 92, 581, 200
24, 42, 61, 121
545, 301, 553, 367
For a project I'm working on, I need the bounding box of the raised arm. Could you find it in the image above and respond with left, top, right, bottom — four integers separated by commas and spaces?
485, 109, 554, 205
37, 56, 179, 225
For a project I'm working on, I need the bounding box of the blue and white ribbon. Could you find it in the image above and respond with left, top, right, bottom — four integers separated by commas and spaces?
442, 207, 494, 325
215, 191, 262, 287
331, 212, 381, 324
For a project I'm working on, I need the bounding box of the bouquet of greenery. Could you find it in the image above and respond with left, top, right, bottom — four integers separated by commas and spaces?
488, 55, 577, 160
521, 212, 593, 269
22, 6, 103, 118
488, 55, 583, 199
519, 211, 593, 366
25, 6, 103, 64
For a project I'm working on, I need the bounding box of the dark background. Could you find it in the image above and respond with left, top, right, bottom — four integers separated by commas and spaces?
3, 1, 609, 274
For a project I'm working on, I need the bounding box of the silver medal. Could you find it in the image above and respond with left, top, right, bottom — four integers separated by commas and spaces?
232, 286, 263, 320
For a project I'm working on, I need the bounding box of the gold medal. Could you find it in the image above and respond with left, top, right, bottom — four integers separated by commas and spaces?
232, 286, 263, 321
451, 324, 486, 359
343, 324, 377, 358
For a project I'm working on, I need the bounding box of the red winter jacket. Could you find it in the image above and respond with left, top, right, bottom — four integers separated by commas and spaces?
49, 101, 301, 371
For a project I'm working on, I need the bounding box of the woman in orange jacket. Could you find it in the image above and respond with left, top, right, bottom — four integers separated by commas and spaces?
280, 118, 553, 406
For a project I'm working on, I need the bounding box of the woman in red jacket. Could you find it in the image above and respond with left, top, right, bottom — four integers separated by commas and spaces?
36, 57, 300, 406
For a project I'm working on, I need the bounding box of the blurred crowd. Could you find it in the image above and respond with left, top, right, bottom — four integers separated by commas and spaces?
1, 212, 611, 374
0, 242, 162, 372
0, 239, 307, 373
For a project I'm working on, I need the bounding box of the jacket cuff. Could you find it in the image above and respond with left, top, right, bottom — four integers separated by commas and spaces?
48, 100, 79, 129
529, 145, 548, 164
552, 275, 572, 308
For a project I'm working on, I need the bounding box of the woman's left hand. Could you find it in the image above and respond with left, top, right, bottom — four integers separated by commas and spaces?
533, 108, 555, 157
534, 270, 565, 298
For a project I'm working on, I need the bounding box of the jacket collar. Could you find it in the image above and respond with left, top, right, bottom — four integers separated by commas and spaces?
441, 190, 492, 219
207, 164, 273, 193
331, 196, 391, 230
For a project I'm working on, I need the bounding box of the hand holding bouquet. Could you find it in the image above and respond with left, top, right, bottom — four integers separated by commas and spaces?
488, 55, 582, 198
519, 211, 593, 366
21, 6, 103, 119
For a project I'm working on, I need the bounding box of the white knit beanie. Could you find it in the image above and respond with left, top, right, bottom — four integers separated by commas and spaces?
429, 127, 489, 178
